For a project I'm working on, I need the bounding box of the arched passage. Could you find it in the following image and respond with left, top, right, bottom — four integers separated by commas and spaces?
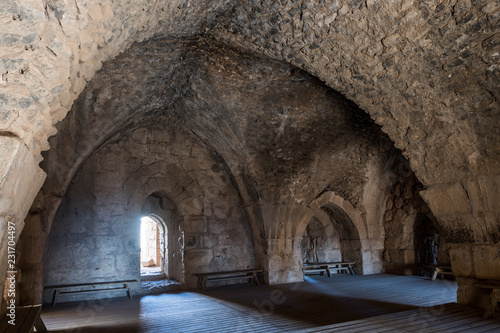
299, 203, 364, 274
322, 203, 363, 273
301, 216, 341, 264
140, 215, 164, 275
140, 193, 183, 283
414, 214, 440, 277
295, 191, 383, 275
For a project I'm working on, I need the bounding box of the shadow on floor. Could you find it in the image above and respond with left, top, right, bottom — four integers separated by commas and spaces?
194, 276, 419, 328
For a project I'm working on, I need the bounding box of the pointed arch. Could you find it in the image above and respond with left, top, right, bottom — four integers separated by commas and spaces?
295, 191, 382, 275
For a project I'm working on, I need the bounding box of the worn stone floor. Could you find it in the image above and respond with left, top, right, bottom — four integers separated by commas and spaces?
40, 274, 500, 332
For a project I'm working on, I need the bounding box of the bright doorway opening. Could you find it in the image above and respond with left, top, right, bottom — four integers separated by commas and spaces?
140, 216, 162, 276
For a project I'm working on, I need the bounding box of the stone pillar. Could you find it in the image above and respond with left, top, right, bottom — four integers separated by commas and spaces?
17, 208, 48, 305
265, 237, 303, 285
259, 202, 309, 285
450, 244, 500, 308
420, 176, 500, 308
0, 136, 45, 314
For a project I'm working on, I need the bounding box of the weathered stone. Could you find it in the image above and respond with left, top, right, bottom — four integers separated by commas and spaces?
472, 245, 500, 279
185, 249, 213, 266
0, 0, 498, 311
420, 182, 472, 217
450, 245, 474, 277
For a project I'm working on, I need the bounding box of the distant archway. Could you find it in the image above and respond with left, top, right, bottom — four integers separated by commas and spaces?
298, 204, 364, 274
322, 203, 363, 273
301, 216, 342, 264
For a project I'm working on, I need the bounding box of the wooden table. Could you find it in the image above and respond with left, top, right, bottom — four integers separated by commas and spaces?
303, 262, 355, 277
0, 304, 47, 333
474, 280, 500, 318
194, 269, 263, 290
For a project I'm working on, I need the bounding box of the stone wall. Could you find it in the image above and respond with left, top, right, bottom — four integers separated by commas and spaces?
382, 155, 448, 276
0, 0, 500, 308
43, 124, 255, 302
0, 137, 45, 313
301, 216, 342, 264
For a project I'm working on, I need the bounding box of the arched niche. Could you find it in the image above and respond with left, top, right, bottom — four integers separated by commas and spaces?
299, 203, 364, 274
296, 191, 375, 275
321, 203, 363, 273
301, 216, 341, 264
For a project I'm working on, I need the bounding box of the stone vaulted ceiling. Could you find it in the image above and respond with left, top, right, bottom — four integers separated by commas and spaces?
1, 0, 499, 308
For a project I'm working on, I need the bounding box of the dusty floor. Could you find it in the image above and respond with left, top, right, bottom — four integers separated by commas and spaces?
40, 274, 500, 332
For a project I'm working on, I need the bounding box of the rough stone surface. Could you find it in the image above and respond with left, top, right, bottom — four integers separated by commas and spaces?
21, 41, 419, 302
43, 124, 255, 301
0, 136, 45, 313
301, 217, 341, 264
0, 0, 498, 310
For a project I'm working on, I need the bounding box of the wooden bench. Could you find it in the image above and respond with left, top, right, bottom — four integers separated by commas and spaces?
474, 280, 500, 319
303, 262, 355, 278
194, 269, 263, 290
0, 304, 47, 333
431, 266, 453, 280
44, 279, 137, 307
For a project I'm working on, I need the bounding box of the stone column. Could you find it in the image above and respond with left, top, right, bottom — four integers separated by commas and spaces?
0, 136, 45, 314
265, 237, 304, 285
259, 202, 308, 285
450, 244, 500, 309
421, 176, 500, 308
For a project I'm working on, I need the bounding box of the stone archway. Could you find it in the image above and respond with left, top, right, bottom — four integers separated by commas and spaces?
301, 215, 342, 264
321, 203, 363, 274
2, 1, 499, 311
295, 191, 383, 275
140, 193, 183, 282
299, 203, 364, 274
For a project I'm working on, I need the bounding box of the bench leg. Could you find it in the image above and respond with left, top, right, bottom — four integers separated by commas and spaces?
202, 277, 207, 290
325, 267, 332, 278
35, 315, 48, 333
252, 272, 260, 286
484, 289, 500, 319
125, 284, 132, 299
52, 289, 60, 308
196, 277, 201, 289
432, 269, 438, 281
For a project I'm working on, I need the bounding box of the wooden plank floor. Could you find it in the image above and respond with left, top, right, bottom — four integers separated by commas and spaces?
40, 274, 500, 332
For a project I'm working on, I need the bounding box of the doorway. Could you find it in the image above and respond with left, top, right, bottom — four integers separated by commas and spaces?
140, 216, 163, 276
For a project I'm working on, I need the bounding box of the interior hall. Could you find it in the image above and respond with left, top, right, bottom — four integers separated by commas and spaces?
1, 1, 499, 332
